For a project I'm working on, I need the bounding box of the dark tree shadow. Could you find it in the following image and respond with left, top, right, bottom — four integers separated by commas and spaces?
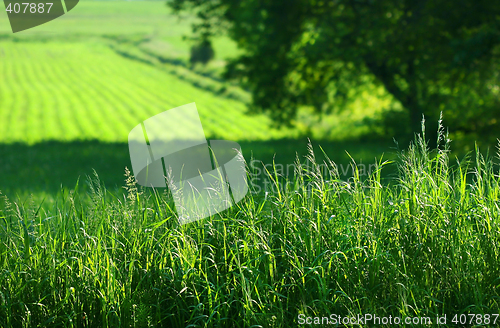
0, 138, 400, 197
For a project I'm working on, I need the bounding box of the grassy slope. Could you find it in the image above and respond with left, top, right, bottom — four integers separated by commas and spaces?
0, 1, 480, 148
0, 40, 291, 143
0, 1, 400, 198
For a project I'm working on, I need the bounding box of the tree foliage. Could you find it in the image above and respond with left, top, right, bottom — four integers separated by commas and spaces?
169, 0, 500, 137
190, 40, 215, 67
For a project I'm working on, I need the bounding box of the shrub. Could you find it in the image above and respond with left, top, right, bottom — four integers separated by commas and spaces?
189, 40, 215, 67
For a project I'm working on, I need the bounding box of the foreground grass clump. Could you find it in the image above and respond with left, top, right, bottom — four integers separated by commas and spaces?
1, 128, 499, 327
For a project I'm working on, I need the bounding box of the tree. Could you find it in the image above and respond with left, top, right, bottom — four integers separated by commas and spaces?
169, 0, 500, 137
190, 40, 215, 67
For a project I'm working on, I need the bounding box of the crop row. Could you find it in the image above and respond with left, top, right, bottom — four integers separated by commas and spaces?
0, 41, 290, 144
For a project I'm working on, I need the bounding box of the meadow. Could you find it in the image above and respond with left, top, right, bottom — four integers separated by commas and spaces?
0, 1, 400, 199
1, 129, 500, 327
0, 1, 499, 327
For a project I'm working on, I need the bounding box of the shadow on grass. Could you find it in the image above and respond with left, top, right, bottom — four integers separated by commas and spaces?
0, 138, 402, 198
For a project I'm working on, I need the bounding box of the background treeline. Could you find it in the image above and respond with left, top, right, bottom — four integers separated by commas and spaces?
171, 0, 500, 145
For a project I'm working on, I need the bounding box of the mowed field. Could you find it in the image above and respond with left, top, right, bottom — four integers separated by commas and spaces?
0, 1, 397, 198
0, 41, 285, 142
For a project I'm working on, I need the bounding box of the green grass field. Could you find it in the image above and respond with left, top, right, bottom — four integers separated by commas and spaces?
1, 1, 498, 327
0, 1, 401, 198
1, 132, 500, 327
0, 35, 397, 197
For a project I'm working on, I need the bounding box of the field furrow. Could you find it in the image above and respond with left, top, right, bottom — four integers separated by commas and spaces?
0, 40, 296, 144
7, 46, 33, 141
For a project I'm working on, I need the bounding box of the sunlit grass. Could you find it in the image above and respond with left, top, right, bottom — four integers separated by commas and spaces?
1, 122, 499, 327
